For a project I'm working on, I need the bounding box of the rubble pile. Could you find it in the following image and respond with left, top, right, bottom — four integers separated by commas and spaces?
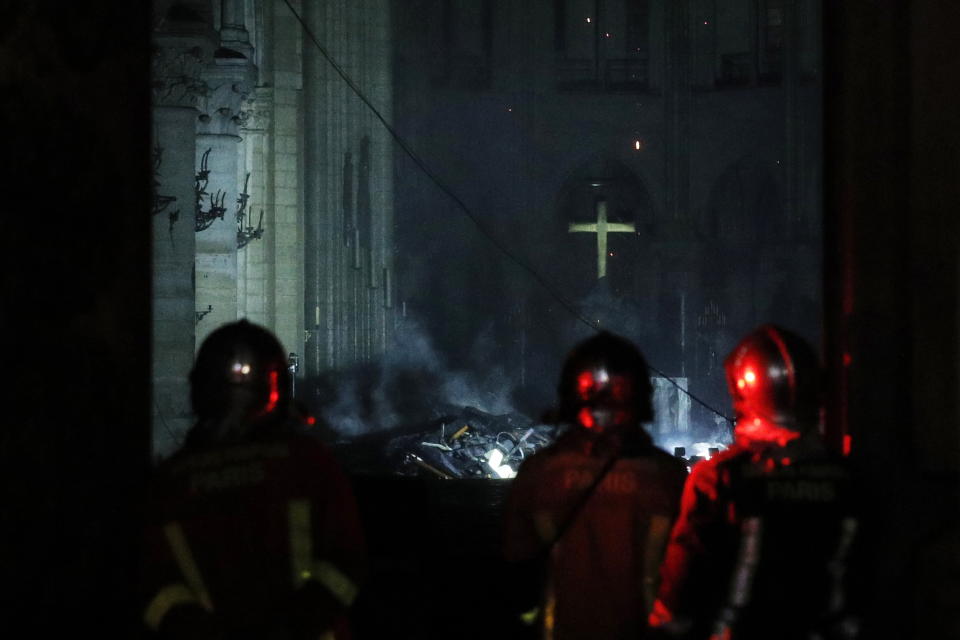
330, 405, 556, 478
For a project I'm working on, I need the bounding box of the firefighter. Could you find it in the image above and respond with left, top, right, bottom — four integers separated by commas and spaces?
503, 331, 687, 640
141, 320, 365, 640
651, 325, 858, 640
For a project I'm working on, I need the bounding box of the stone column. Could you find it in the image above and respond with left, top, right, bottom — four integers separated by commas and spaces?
371, 0, 395, 355
238, 88, 274, 327
195, 64, 254, 346
151, 37, 210, 458
269, 0, 305, 377
303, 0, 326, 378
220, 0, 254, 60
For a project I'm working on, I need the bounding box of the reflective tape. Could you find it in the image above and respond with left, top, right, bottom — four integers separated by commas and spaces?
712, 517, 764, 637
828, 517, 859, 612
314, 560, 359, 607
542, 546, 558, 640
288, 499, 314, 588
288, 499, 358, 607
519, 606, 540, 626
143, 582, 200, 632
543, 587, 556, 640
163, 521, 213, 612
729, 517, 763, 606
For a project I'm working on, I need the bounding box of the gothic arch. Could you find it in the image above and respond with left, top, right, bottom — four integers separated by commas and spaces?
555, 154, 659, 236
546, 155, 659, 303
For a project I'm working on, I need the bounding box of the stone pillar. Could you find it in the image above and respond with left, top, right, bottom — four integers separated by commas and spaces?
303, 0, 326, 378
268, 0, 305, 377
220, 0, 254, 60
238, 88, 274, 327
369, 0, 395, 354
195, 65, 254, 347
301, 0, 394, 376
151, 37, 210, 459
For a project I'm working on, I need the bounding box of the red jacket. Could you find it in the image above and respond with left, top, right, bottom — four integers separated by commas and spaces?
504, 427, 687, 640
141, 428, 365, 639
655, 442, 857, 640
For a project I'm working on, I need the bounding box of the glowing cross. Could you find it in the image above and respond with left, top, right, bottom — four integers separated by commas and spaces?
568, 199, 636, 279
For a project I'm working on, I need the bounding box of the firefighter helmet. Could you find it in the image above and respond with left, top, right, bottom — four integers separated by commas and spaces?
724, 324, 821, 435
557, 331, 654, 431
189, 320, 291, 427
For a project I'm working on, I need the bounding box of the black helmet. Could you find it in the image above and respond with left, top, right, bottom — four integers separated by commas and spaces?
557, 331, 654, 432
189, 320, 291, 428
723, 324, 820, 434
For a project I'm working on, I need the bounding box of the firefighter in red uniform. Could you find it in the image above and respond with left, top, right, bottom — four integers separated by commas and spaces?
651, 325, 858, 640
140, 321, 365, 640
503, 332, 688, 640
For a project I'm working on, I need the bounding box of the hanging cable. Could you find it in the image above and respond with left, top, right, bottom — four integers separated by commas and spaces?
281, 0, 733, 426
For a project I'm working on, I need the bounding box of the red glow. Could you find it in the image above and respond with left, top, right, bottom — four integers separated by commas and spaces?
577, 371, 594, 398
577, 406, 596, 430
648, 599, 672, 627
843, 352, 852, 367
737, 415, 801, 448
765, 327, 796, 405
744, 369, 756, 384
737, 379, 746, 389
843, 434, 852, 456
264, 370, 280, 414
781, 457, 792, 466
306, 416, 316, 426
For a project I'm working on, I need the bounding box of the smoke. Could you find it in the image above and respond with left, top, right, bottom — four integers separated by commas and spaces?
654, 407, 734, 455
311, 317, 518, 438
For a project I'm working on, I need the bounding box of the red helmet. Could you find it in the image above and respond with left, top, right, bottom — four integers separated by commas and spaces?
557, 331, 654, 432
724, 325, 820, 438
189, 320, 291, 434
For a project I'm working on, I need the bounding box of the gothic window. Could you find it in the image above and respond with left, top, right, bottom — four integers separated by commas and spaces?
436, 0, 492, 89
554, 0, 650, 92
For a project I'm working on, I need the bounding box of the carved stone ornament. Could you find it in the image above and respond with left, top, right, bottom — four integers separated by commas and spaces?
240, 88, 273, 132
196, 79, 252, 136
151, 45, 208, 108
